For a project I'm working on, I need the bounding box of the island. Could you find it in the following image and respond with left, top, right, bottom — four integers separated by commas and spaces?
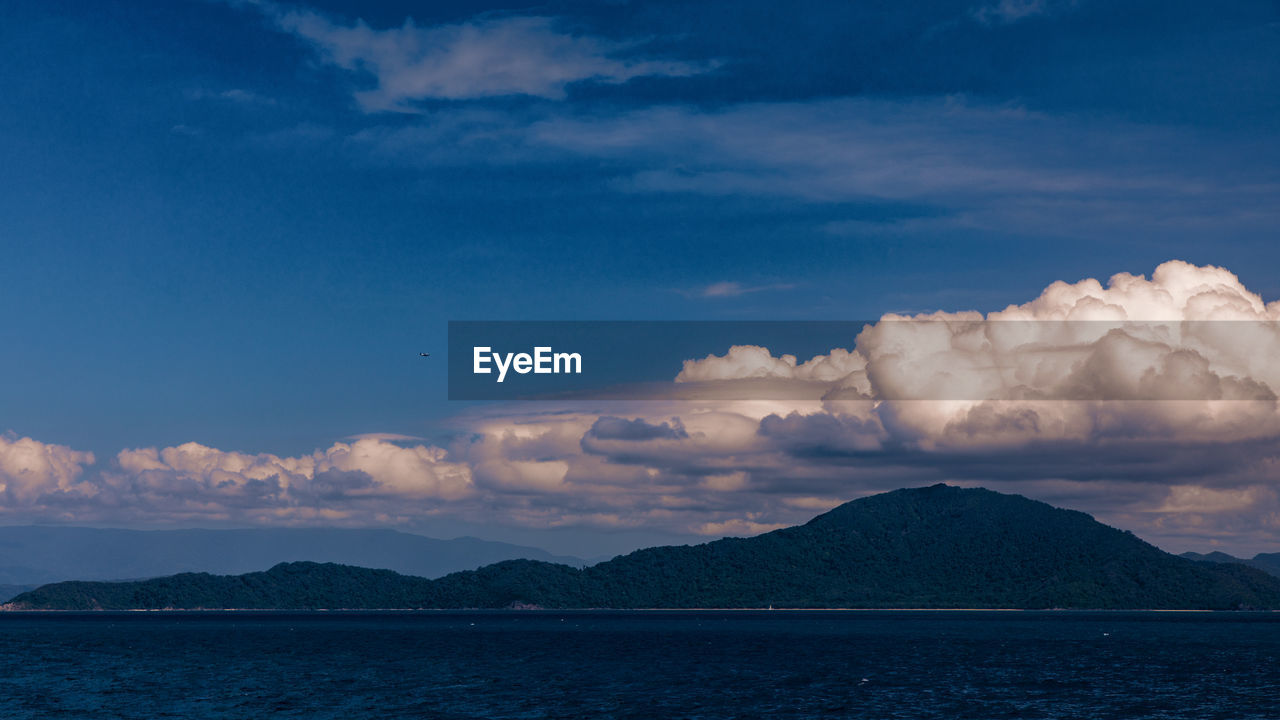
7, 485, 1279, 611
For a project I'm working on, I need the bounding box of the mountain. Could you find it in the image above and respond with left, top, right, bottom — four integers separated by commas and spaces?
9, 485, 1280, 610
1253, 554, 1280, 577
1181, 551, 1280, 578
0, 526, 582, 587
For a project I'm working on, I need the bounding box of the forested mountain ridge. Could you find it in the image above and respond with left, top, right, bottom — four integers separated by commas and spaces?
10, 485, 1280, 610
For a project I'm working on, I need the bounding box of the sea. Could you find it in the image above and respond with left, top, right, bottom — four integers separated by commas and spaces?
1, 611, 1277, 719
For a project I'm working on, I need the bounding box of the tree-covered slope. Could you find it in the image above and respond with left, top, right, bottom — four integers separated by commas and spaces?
10, 485, 1280, 610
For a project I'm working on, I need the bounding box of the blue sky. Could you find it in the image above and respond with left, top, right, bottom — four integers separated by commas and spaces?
2, 0, 1279, 555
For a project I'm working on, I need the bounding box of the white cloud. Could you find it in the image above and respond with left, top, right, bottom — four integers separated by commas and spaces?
971, 0, 1079, 25
702, 281, 747, 297
0, 434, 96, 505
1157, 485, 1267, 514
677, 345, 868, 386
696, 517, 788, 536
269, 10, 714, 111
114, 437, 475, 510
0, 436, 473, 525
696, 281, 795, 298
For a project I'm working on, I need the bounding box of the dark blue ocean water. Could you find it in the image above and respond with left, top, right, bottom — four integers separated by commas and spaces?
1, 611, 1277, 719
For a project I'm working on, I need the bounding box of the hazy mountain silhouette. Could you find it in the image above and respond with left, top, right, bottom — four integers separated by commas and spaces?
1181, 550, 1280, 578
0, 526, 582, 590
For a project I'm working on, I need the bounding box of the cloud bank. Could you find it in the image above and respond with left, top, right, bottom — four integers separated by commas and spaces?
6, 261, 1280, 554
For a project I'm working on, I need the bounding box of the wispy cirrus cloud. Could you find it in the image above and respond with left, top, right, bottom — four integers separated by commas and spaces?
335, 96, 1280, 239
527, 99, 1280, 233
695, 281, 796, 298
970, 0, 1080, 25
185, 87, 278, 106
225, 5, 1277, 241
262, 8, 715, 111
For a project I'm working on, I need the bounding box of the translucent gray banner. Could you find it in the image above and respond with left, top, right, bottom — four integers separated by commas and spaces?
447, 320, 1280, 401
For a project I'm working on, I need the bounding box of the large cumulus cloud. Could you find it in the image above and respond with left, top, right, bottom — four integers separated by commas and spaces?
0, 434, 96, 507
682, 260, 1280, 445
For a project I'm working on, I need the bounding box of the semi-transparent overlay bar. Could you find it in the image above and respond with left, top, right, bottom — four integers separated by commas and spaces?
446, 320, 1280, 401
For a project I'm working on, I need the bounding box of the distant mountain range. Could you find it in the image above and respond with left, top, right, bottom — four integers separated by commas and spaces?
0, 526, 582, 599
9, 485, 1280, 611
1181, 551, 1280, 578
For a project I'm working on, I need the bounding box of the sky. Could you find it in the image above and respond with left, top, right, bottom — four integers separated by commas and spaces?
2, 0, 1279, 557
